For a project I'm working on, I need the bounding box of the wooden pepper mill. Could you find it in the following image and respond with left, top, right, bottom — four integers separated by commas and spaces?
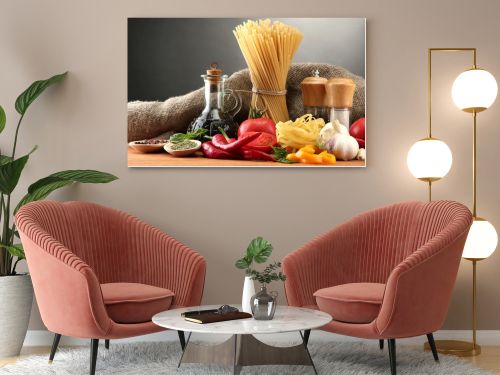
301, 70, 328, 121
325, 78, 356, 128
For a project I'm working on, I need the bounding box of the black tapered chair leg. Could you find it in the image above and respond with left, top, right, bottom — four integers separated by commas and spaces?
105, 339, 110, 350
303, 329, 311, 347
426, 333, 439, 362
177, 330, 186, 350
90, 339, 99, 375
379, 339, 384, 350
48, 333, 62, 363
388, 339, 396, 375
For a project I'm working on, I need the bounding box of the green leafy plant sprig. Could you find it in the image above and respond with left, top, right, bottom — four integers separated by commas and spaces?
235, 237, 286, 285
248, 261, 286, 285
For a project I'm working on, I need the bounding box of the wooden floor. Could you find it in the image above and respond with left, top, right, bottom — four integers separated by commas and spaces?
464, 346, 500, 373
1, 345, 500, 372
0, 346, 53, 367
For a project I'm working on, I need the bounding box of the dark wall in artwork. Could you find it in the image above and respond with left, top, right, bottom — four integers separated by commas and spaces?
128, 18, 366, 101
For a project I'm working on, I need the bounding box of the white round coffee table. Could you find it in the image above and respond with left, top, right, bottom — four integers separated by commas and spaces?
153, 305, 332, 374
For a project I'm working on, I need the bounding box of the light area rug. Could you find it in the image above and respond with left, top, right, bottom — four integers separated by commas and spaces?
0, 341, 494, 375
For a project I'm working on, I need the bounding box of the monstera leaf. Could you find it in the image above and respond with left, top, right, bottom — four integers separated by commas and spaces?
235, 236, 274, 270
246, 236, 273, 263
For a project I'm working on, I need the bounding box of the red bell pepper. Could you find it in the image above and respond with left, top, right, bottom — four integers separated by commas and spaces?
350, 118, 365, 148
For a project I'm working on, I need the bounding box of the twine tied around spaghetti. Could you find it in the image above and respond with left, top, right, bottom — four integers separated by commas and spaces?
233, 87, 287, 118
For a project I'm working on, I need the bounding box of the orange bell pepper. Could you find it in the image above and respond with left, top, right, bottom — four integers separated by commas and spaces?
319, 151, 336, 165
298, 145, 316, 154
285, 146, 336, 165
296, 149, 323, 164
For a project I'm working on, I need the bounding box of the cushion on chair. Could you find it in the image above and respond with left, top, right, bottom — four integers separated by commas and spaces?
101, 283, 174, 324
313, 283, 385, 324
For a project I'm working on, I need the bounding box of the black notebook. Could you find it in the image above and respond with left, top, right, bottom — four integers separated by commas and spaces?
182, 309, 252, 324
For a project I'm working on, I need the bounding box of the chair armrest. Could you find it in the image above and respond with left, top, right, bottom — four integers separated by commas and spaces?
375, 228, 470, 338
18, 231, 111, 339
283, 219, 359, 307
126, 219, 206, 307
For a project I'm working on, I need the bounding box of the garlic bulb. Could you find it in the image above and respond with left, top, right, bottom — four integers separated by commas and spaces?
318, 120, 348, 149
326, 130, 359, 161
318, 123, 335, 149
356, 148, 366, 161
331, 120, 349, 135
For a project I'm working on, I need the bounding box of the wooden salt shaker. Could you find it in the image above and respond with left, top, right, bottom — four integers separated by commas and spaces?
325, 78, 356, 128
301, 70, 328, 121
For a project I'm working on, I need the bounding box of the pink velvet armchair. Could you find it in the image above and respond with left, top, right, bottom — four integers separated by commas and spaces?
283, 200, 472, 375
16, 200, 206, 375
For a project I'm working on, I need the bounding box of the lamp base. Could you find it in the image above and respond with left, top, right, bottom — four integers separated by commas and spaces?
423, 340, 481, 357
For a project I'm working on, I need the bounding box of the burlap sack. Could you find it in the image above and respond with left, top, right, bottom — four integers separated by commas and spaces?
128, 63, 365, 142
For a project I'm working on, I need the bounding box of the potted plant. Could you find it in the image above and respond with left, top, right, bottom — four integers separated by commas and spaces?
0, 72, 117, 358
235, 237, 286, 319
235, 237, 273, 313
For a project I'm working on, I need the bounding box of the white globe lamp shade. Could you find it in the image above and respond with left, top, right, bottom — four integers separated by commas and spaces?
407, 138, 453, 181
452, 69, 498, 112
462, 218, 498, 259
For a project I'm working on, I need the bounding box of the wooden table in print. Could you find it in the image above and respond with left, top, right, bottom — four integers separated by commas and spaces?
152, 305, 332, 374
128, 149, 365, 167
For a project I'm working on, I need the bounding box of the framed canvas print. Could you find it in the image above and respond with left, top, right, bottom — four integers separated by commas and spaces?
128, 18, 366, 167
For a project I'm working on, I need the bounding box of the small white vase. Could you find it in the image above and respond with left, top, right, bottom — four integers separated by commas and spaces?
241, 276, 255, 313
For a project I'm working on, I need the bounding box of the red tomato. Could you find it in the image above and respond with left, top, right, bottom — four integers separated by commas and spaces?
240, 131, 277, 153
350, 118, 365, 141
237, 118, 276, 138
355, 138, 365, 148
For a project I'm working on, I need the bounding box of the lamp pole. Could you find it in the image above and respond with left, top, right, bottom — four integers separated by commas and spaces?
423, 48, 483, 357
424, 48, 477, 203
463, 109, 483, 354
472, 111, 477, 218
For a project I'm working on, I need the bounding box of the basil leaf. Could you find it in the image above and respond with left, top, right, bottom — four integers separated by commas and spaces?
169, 129, 207, 143
272, 147, 296, 164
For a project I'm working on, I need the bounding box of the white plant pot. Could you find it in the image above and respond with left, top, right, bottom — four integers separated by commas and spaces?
0, 274, 33, 358
241, 276, 255, 313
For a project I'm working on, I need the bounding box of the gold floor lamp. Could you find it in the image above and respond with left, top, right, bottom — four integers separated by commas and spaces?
407, 48, 498, 356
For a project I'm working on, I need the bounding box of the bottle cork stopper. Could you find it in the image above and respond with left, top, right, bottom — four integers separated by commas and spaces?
325, 78, 356, 108
301, 70, 328, 107
206, 63, 223, 81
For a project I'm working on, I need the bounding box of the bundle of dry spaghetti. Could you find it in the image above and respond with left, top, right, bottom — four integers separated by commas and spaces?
233, 19, 303, 123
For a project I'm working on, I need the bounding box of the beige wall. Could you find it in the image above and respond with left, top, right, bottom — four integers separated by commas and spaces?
1, 0, 500, 331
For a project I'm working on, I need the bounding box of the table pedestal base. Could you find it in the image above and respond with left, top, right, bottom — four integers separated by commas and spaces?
178, 332, 317, 374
